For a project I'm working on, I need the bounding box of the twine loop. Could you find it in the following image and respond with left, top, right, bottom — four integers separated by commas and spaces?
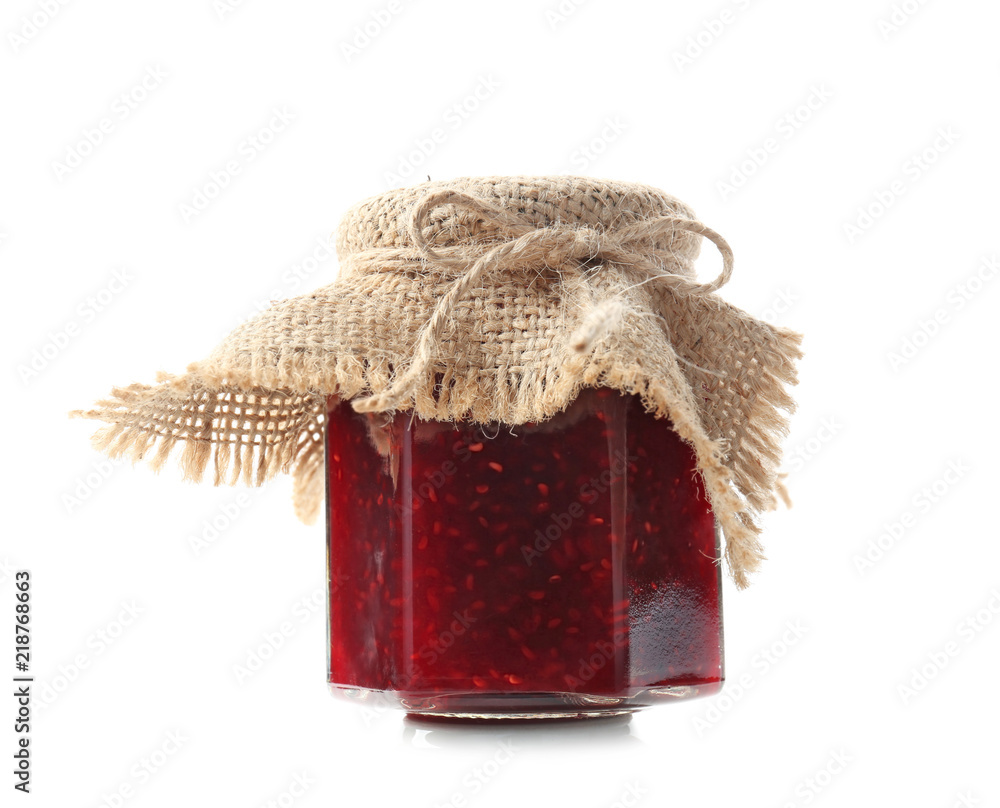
353, 189, 735, 413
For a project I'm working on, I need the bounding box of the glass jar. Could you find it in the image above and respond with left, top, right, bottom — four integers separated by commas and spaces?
326, 387, 723, 720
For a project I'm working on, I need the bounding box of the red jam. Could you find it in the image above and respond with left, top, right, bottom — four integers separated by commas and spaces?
326, 387, 723, 719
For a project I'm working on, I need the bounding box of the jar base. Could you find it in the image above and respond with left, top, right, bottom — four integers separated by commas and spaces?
331, 681, 721, 720
405, 708, 635, 722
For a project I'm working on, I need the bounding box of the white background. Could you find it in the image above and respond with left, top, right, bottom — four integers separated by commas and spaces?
3, 1, 998, 806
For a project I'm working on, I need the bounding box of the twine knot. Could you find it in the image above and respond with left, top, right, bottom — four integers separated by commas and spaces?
353, 188, 735, 414
539, 226, 603, 268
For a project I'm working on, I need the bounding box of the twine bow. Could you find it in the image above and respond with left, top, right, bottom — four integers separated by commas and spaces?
352, 189, 735, 414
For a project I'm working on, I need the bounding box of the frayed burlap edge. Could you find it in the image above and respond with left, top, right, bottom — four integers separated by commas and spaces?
74, 321, 801, 589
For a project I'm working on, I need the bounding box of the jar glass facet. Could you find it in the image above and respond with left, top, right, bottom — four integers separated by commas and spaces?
326, 388, 723, 719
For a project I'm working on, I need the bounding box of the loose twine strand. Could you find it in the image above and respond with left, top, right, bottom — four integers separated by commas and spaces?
352, 189, 735, 414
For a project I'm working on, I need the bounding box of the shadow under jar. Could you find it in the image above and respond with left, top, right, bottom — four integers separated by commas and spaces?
326, 387, 723, 720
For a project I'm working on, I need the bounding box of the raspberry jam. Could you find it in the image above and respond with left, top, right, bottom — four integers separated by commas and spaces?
326, 387, 723, 719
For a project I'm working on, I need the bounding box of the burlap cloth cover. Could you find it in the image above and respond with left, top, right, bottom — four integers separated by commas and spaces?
74, 175, 802, 588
